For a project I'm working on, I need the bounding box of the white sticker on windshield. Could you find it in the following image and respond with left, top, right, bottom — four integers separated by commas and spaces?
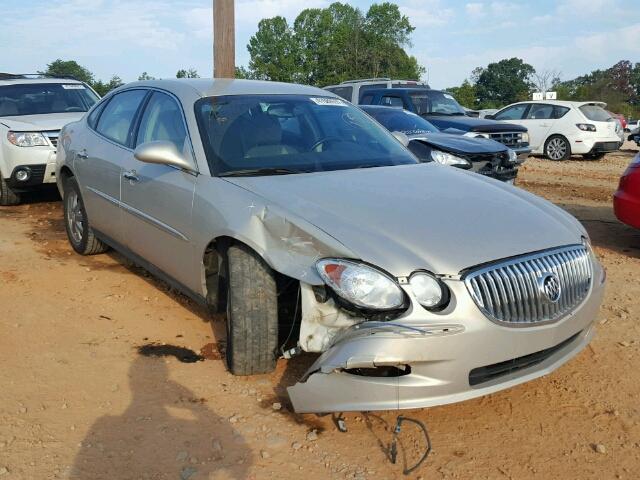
443, 93, 454, 100
62, 84, 85, 90
310, 97, 346, 106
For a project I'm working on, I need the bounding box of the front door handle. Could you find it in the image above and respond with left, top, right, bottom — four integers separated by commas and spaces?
123, 170, 140, 183
77, 150, 88, 159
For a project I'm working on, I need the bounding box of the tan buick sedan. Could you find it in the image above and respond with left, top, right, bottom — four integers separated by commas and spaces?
56, 79, 605, 413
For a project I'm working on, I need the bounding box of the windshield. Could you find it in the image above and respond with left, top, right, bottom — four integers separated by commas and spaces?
0, 83, 99, 117
364, 107, 439, 135
579, 105, 612, 122
195, 95, 418, 175
411, 91, 466, 116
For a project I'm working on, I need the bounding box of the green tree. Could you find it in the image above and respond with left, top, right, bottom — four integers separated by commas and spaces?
138, 72, 155, 81
176, 68, 199, 78
40, 59, 94, 84
446, 80, 477, 108
92, 75, 124, 96
234, 66, 254, 79
248, 16, 299, 82
474, 57, 535, 108
246, 2, 424, 86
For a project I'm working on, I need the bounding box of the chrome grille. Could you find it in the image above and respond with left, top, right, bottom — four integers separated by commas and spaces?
464, 245, 592, 326
489, 131, 526, 148
43, 131, 59, 149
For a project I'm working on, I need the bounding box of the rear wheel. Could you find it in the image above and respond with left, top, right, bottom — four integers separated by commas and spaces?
63, 177, 109, 255
0, 176, 21, 206
225, 244, 278, 375
544, 135, 571, 161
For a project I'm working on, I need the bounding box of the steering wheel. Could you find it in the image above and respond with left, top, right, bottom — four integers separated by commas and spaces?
310, 136, 344, 152
65, 107, 84, 112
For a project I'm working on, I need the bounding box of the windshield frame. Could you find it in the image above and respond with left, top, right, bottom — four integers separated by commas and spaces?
0, 82, 100, 117
194, 94, 419, 177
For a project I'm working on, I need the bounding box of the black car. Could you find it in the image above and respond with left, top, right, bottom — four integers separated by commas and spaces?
362, 105, 521, 183
360, 88, 531, 160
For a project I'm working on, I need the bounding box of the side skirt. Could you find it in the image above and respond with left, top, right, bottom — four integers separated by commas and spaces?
93, 229, 207, 307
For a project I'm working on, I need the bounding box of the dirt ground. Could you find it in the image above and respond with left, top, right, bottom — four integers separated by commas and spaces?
1, 142, 639, 480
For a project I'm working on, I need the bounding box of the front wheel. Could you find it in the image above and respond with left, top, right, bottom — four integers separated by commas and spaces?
63, 177, 109, 255
0, 176, 21, 206
225, 244, 278, 375
544, 135, 571, 161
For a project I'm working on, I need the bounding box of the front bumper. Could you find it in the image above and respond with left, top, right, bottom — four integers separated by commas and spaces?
1, 141, 57, 189
288, 264, 605, 413
511, 146, 531, 161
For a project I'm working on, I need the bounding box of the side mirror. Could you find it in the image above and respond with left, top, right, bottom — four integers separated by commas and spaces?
134, 141, 194, 171
391, 131, 410, 147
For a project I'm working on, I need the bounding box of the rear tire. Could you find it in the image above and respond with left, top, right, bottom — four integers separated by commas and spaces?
63, 177, 109, 255
544, 135, 571, 161
0, 176, 21, 206
225, 244, 278, 375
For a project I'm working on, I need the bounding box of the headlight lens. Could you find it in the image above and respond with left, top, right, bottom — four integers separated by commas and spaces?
316, 259, 405, 310
507, 149, 518, 163
521, 132, 530, 143
7, 131, 49, 147
430, 149, 471, 167
409, 272, 448, 309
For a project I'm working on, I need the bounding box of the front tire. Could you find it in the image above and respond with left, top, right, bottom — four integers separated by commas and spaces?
63, 177, 109, 255
0, 176, 21, 206
225, 244, 278, 375
544, 135, 571, 161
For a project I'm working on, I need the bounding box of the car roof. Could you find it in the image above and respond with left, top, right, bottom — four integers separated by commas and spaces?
120, 78, 332, 99
361, 105, 413, 113
362, 87, 441, 94
504, 100, 607, 108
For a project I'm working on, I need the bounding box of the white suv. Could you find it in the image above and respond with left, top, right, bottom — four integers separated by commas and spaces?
490, 100, 622, 161
0, 74, 99, 205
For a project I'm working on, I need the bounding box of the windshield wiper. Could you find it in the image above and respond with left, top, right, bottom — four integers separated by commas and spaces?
218, 167, 308, 177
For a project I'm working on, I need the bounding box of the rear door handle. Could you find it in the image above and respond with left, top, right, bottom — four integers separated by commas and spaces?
123, 170, 140, 183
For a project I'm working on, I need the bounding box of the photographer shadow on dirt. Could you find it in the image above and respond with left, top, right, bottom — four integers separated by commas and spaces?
69, 354, 252, 480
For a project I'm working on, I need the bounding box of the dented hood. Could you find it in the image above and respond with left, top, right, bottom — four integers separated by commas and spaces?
225, 163, 585, 276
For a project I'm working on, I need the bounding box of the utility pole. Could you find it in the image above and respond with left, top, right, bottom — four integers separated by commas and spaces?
213, 0, 235, 78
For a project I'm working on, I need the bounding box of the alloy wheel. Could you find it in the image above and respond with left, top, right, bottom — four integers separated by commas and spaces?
547, 138, 567, 160
66, 190, 84, 244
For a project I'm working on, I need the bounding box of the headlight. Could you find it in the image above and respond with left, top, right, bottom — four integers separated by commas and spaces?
463, 132, 490, 139
316, 259, 405, 310
7, 131, 49, 147
576, 123, 596, 132
430, 149, 471, 167
520, 132, 530, 143
507, 149, 518, 163
409, 272, 449, 310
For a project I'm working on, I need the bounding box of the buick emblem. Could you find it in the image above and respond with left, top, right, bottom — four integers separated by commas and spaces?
539, 273, 561, 303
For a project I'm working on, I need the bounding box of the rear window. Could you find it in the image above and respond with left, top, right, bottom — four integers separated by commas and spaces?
325, 86, 353, 102
579, 105, 611, 122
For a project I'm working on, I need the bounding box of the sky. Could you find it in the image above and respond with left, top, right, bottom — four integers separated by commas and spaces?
1, 0, 639, 89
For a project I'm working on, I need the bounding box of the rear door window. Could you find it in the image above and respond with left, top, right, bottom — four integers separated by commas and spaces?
526, 104, 554, 120
553, 106, 570, 119
494, 104, 528, 120
96, 89, 147, 146
325, 86, 353, 102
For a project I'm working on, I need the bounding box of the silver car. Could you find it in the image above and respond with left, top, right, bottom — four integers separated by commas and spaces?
56, 79, 605, 414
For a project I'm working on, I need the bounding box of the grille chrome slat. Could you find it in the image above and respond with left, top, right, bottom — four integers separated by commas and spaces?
464, 245, 593, 326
